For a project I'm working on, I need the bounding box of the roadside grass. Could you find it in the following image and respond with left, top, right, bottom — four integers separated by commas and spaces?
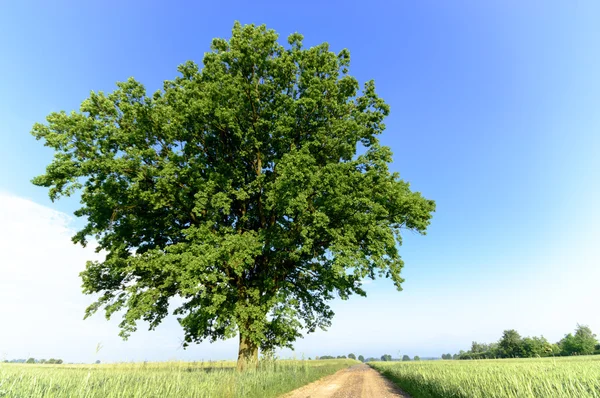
370, 355, 600, 398
0, 359, 356, 398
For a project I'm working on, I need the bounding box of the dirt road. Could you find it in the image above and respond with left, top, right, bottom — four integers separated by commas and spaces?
283, 364, 410, 398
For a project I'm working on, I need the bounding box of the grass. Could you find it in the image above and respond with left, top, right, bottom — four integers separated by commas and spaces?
0, 359, 355, 398
370, 355, 600, 398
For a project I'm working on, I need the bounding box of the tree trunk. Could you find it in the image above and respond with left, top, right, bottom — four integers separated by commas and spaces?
237, 332, 259, 371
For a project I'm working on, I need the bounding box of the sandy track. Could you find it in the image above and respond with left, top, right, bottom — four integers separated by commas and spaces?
282, 364, 410, 398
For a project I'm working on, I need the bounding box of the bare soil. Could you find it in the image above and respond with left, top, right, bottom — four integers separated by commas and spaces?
282, 364, 410, 398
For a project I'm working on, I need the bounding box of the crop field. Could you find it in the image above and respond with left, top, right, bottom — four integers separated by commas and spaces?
0, 359, 355, 398
371, 355, 600, 398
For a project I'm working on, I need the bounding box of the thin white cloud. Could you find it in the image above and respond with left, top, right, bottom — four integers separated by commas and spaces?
0, 192, 235, 363
1, 192, 598, 363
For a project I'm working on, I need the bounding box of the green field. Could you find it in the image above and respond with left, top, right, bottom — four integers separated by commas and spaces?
371, 355, 600, 398
0, 359, 355, 398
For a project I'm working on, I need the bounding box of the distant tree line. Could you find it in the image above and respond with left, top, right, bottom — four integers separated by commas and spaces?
316, 353, 363, 361
456, 324, 599, 360
305, 353, 426, 363
316, 355, 347, 360
315, 353, 427, 363
2, 358, 64, 364
440, 353, 460, 360
378, 354, 421, 362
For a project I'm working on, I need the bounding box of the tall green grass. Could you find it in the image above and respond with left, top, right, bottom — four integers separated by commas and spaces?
371, 355, 600, 398
0, 359, 355, 398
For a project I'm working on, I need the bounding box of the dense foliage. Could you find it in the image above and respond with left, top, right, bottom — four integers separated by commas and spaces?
32, 22, 435, 369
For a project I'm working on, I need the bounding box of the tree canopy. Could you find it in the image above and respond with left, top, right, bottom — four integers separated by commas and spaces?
32, 22, 435, 369
560, 325, 598, 356
455, 324, 598, 360
498, 330, 522, 358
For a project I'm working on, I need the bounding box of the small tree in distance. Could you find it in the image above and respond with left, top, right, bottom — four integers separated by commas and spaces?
414, 355, 421, 361
402, 355, 411, 361
358, 355, 365, 362
348, 353, 356, 360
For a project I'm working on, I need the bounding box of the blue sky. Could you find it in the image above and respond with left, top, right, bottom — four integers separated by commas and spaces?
1, 1, 599, 363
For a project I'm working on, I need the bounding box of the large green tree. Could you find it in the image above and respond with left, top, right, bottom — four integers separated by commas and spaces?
32, 23, 435, 370
560, 325, 598, 355
520, 336, 551, 358
498, 329, 523, 358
